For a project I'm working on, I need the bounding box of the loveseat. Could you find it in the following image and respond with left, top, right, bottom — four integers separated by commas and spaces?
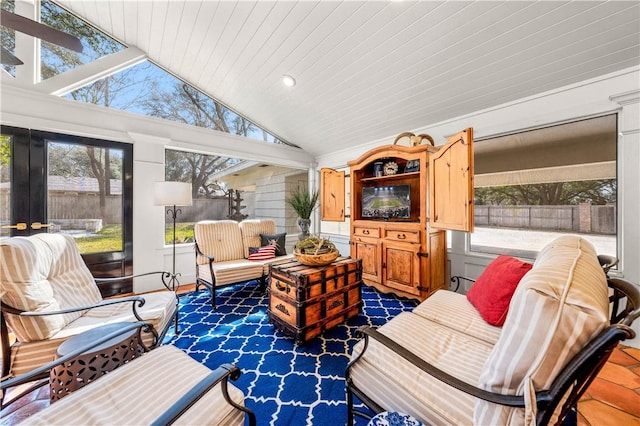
346, 235, 640, 425
194, 219, 294, 308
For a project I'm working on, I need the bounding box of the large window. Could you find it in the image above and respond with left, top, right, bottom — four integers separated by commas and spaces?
470, 115, 617, 260
161, 149, 236, 245
162, 149, 307, 244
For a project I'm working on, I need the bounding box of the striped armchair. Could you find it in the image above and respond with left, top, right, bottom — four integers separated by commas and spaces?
0, 233, 178, 391
1, 322, 256, 425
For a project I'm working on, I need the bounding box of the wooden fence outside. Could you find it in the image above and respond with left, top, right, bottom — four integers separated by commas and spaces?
474, 204, 616, 234
0, 192, 232, 225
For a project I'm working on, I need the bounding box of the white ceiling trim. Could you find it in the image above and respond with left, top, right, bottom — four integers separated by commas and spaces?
36, 47, 147, 96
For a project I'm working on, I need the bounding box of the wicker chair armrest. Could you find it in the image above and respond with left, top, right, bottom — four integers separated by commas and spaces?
150, 363, 257, 426
1, 322, 151, 390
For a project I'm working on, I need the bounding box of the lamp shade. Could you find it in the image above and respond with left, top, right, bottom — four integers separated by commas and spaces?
154, 182, 193, 206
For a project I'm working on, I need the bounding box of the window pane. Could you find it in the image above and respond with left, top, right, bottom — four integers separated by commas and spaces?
47, 141, 123, 253
1, 0, 16, 76
65, 60, 292, 146
40, 0, 125, 81
470, 115, 617, 260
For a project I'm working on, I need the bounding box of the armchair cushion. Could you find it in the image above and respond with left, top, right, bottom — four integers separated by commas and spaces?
413, 290, 502, 346
19, 345, 248, 425
350, 312, 494, 425
466, 255, 533, 326
476, 236, 609, 425
197, 260, 264, 288
7, 292, 177, 376
194, 220, 245, 264
0, 234, 102, 342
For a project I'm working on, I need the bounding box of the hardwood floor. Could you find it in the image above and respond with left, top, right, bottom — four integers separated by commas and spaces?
2, 284, 639, 425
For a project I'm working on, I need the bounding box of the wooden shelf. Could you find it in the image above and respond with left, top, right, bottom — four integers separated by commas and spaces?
360, 171, 420, 183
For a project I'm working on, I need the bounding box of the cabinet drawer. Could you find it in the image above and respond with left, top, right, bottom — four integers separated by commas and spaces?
385, 229, 420, 243
353, 226, 380, 238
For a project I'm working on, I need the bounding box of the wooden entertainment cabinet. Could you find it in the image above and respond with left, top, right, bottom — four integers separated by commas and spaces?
346, 128, 474, 301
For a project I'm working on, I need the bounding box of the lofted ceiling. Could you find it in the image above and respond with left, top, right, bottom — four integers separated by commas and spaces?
53, 0, 640, 157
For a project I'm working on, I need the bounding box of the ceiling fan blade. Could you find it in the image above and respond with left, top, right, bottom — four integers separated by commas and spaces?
1, 9, 83, 53
1, 46, 23, 65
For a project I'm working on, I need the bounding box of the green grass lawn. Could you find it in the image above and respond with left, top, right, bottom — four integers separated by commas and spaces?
75, 224, 123, 253
165, 222, 195, 244
74, 222, 195, 254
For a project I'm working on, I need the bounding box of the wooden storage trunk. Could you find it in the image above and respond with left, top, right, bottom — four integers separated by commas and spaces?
268, 257, 363, 344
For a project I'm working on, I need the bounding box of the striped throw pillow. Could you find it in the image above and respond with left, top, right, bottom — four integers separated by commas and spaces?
248, 245, 276, 260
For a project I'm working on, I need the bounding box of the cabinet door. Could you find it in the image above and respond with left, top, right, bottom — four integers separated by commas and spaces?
430, 127, 474, 232
352, 237, 381, 284
383, 241, 421, 296
320, 168, 345, 221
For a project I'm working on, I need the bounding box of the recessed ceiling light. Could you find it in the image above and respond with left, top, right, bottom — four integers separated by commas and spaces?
282, 75, 296, 87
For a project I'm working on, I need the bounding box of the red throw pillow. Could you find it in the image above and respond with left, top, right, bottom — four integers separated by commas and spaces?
466, 255, 533, 326
248, 245, 276, 261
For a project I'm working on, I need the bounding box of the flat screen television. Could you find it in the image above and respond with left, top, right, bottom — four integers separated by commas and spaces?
362, 184, 411, 219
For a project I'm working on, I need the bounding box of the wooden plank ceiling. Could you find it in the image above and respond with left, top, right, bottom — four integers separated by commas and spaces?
55, 1, 640, 156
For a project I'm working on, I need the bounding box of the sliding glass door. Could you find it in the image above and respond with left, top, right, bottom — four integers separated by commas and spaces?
1, 125, 133, 296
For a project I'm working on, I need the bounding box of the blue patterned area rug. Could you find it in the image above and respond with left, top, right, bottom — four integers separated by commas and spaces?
163, 281, 417, 426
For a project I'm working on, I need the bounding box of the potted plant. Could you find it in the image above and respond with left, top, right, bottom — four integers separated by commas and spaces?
286, 187, 319, 240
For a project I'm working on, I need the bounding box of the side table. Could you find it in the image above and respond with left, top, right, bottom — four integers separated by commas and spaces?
50, 322, 143, 402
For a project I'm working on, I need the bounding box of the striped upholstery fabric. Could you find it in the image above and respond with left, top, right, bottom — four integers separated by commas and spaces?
197, 260, 264, 287
0, 234, 102, 342
475, 236, 609, 425
21, 345, 247, 426
195, 219, 294, 287
8, 292, 176, 376
9, 337, 68, 377
238, 219, 276, 258
195, 221, 245, 265
350, 312, 494, 425
413, 290, 502, 346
